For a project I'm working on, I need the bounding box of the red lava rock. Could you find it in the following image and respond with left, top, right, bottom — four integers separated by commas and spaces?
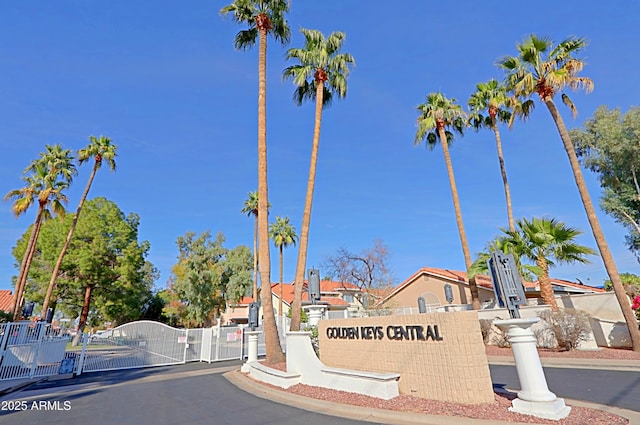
251, 346, 638, 424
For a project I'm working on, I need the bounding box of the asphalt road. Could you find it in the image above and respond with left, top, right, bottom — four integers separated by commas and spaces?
0, 361, 382, 425
0, 361, 638, 425
490, 364, 640, 412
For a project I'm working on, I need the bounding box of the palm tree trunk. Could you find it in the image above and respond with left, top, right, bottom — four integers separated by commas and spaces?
12, 232, 35, 319
437, 127, 481, 310
252, 215, 258, 301
13, 206, 45, 320
536, 256, 559, 310
545, 98, 640, 351
291, 81, 325, 331
256, 26, 284, 364
41, 164, 98, 318
279, 244, 284, 317
492, 120, 515, 232
72, 284, 93, 346
13, 226, 36, 315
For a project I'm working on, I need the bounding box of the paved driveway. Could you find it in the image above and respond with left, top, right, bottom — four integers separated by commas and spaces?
0, 361, 381, 425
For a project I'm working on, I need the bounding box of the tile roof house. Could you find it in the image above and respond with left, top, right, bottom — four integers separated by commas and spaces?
375, 266, 605, 312
220, 280, 364, 325
0, 290, 13, 313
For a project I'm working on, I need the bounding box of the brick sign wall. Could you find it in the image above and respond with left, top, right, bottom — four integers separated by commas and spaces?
318, 311, 494, 404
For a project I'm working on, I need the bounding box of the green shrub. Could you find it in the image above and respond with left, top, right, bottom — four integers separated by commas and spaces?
0, 311, 13, 323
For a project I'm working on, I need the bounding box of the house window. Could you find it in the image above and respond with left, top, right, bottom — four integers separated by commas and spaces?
343, 294, 354, 303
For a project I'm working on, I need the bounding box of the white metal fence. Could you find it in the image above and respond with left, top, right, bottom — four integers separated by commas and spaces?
76, 320, 247, 375
0, 318, 299, 381
0, 321, 69, 381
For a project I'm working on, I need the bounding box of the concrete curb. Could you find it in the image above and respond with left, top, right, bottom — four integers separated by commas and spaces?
0, 378, 45, 397
487, 355, 640, 372
224, 369, 640, 425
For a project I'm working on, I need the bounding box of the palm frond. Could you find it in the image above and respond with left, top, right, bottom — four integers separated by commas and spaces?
561, 93, 578, 118
283, 27, 354, 108
235, 28, 258, 50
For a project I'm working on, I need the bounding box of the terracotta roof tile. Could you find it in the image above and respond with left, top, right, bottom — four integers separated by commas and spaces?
319, 280, 359, 292
0, 290, 13, 313
270, 280, 357, 307
271, 283, 296, 305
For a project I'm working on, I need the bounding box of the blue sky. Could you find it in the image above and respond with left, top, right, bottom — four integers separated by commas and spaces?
1, 1, 639, 294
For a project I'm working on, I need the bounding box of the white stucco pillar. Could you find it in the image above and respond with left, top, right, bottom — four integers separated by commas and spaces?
241, 330, 262, 373
494, 318, 571, 420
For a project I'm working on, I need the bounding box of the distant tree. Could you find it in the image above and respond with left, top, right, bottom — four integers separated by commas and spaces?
14, 197, 154, 341
500, 35, 640, 351
570, 106, 640, 260
140, 290, 168, 322
269, 216, 297, 316
159, 284, 184, 327
414, 92, 480, 309
170, 231, 226, 327
240, 191, 259, 301
5, 144, 74, 320
283, 28, 355, 331
603, 272, 640, 300
468, 80, 534, 232
221, 245, 254, 305
241, 191, 270, 301
41, 136, 117, 318
221, 0, 291, 364
322, 241, 394, 308
168, 231, 252, 327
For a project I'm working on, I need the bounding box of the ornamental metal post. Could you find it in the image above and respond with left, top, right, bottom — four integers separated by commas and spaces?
487, 250, 527, 318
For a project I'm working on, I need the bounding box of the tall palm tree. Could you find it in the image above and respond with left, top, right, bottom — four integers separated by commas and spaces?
221, 0, 290, 363
5, 145, 74, 319
415, 92, 480, 309
283, 28, 355, 331
468, 80, 534, 232
41, 136, 117, 319
499, 34, 640, 351
504, 218, 595, 310
269, 216, 297, 317
241, 191, 260, 302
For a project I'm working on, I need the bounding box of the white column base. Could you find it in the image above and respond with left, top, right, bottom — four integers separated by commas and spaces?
510, 398, 571, 421
494, 317, 571, 421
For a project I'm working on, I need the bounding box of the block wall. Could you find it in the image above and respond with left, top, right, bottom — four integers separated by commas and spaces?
318, 311, 494, 404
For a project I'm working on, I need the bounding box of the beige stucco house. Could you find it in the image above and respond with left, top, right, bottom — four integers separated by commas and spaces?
375, 267, 605, 312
